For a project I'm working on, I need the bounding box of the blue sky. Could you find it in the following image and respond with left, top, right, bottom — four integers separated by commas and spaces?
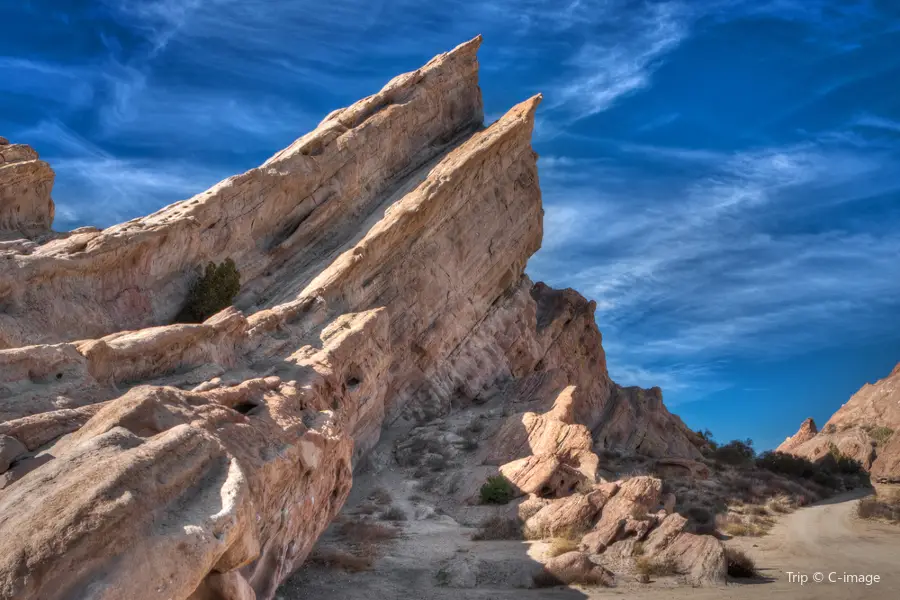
2, 0, 899, 450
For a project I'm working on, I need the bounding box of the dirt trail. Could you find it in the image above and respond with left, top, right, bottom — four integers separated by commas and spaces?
281, 485, 899, 600
588, 487, 900, 600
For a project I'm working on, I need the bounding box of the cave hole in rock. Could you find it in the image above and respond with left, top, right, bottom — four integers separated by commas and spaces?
232, 401, 259, 415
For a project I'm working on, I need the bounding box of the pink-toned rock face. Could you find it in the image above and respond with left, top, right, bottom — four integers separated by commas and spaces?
0, 38, 713, 600
778, 364, 900, 480
0, 141, 55, 239
777, 417, 819, 453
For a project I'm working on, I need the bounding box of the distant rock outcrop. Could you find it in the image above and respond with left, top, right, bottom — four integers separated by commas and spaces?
0, 38, 712, 599
778, 364, 900, 482
0, 137, 54, 241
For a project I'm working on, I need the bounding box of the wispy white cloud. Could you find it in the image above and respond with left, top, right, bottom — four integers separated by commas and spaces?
854, 115, 900, 134
529, 133, 900, 400
551, 1, 690, 119
19, 120, 228, 228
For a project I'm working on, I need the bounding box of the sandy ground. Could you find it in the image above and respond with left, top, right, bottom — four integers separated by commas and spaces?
586, 486, 900, 600
279, 481, 899, 600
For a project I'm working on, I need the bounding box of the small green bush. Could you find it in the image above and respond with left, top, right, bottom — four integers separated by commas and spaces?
178, 258, 241, 323
822, 443, 863, 475
869, 426, 894, 446
713, 439, 755, 466
479, 475, 515, 505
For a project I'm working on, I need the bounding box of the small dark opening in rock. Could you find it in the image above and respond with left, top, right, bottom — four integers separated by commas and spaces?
346, 376, 361, 388
55, 373, 63, 380
233, 401, 257, 415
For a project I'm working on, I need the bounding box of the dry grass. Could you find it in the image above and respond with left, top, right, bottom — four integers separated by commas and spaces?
725, 547, 758, 578
765, 494, 795, 514
716, 509, 774, 537
381, 506, 408, 521
533, 564, 613, 588
472, 516, 522, 541
307, 547, 375, 572
546, 537, 581, 558
354, 502, 378, 516
858, 494, 900, 524
337, 520, 400, 544
634, 556, 680, 577
369, 487, 392, 506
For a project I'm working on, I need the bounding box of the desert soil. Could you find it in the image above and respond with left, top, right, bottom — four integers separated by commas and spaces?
280, 482, 900, 600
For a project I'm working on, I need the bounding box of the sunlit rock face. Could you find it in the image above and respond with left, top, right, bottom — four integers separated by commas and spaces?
0, 138, 55, 241
779, 363, 900, 482
0, 38, 704, 600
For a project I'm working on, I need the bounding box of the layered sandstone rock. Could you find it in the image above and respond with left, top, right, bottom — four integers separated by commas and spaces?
0, 138, 54, 240
778, 363, 900, 481
0, 38, 709, 600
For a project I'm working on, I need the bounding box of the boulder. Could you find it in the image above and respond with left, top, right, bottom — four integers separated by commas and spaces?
538, 551, 614, 587
523, 492, 600, 539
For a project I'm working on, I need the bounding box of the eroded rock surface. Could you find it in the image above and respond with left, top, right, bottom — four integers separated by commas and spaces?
0, 38, 711, 599
0, 139, 54, 241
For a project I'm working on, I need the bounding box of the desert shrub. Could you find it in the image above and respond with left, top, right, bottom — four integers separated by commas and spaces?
472, 516, 522, 540
823, 443, 863, 475
479, 475, 515, 505
685, 505, 716, 534
177, 258, 240, 323
857, 495, 900, 524
824, 423, 837, 434
369, 487, 392, 506
307, 548, 373, 572
687, 505, 713, 523
747, 505, 769, 517
354, 502, 378, 515
381, 506, 407, 521
756, 451, 816, 479
725, 548, 758, 578
765, 494, 795, 514
713, 439, 755, 466
633, 541, 645, 556
424, 453, 448, 471
337, 521, 399, 544
546, 537, 580, 558
811, 468, 839, 489
868, 426, 894, 446
634, 556, 680, 577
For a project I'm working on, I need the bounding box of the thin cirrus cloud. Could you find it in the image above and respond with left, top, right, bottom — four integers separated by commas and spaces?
551, 1, 690, 120
529, 130, 900, 402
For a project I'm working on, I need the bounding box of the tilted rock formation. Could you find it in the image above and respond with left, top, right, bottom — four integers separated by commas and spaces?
0, 138, 54, 241
778, 363, 900, 482
0, 38, 710, 599
777, 417, 818, 453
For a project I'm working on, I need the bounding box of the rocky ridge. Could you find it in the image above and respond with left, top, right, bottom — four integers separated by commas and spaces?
0, 38, 718, 600
778, 363, 900, 482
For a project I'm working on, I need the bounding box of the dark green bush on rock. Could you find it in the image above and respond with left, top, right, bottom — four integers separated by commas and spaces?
479, 475, 515, 505
177, 258, 241, 323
